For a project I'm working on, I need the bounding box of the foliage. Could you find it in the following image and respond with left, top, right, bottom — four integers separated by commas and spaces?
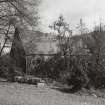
49, 15, 72, 55
0, 0, 40, 27
0, 54, 24, 81
0, 0, 41, 56
29, 24, 105, 91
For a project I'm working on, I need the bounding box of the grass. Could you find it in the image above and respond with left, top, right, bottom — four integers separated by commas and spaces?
0, 82, 105, 105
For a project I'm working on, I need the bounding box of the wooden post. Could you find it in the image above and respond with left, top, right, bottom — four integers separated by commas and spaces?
26, 56, 28, 75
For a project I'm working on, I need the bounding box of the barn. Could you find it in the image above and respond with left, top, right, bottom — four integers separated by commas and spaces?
0, 27, 59, 74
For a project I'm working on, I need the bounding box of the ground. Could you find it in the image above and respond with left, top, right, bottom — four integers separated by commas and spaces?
0, 82, 105, 105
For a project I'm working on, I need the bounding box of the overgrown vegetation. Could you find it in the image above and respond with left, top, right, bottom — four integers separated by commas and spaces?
0, 0, 40, 81
0, 2, 105, 93
29, 17, 105, 92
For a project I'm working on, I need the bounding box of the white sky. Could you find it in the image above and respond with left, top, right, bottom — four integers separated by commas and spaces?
39, 0, 105, 34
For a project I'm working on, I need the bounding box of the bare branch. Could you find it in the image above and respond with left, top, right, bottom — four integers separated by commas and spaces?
0, 24, 11, 56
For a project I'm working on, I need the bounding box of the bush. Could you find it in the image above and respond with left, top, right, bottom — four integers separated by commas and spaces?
29, 53, 105, 91
0, 54, 24, 81
0, 66, 24, 81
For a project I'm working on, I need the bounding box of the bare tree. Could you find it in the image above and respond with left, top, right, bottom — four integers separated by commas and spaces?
49, 15, 72, 55
0, 0, 41, 56
76, 18, 88, 35
49, 15, 72, 72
